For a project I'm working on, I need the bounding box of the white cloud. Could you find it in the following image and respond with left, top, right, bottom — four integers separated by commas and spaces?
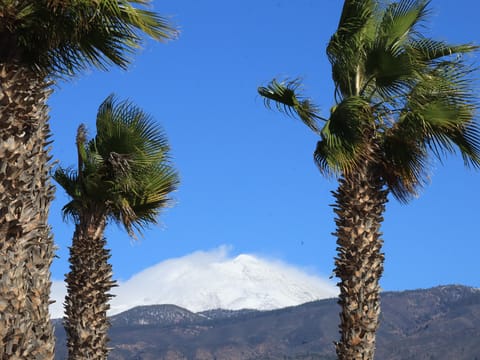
50, 246, 338, 318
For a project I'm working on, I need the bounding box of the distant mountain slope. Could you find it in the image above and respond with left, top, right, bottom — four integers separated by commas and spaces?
110, 304, 204, 327
53, 285, 480, 359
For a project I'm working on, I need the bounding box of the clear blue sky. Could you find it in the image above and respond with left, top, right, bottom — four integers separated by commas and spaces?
47, 0, 480, 292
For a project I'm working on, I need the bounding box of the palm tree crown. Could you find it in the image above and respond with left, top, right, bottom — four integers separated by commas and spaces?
259, 0, 479, 201
0, 0, 177, 76
55, 94, 179, 235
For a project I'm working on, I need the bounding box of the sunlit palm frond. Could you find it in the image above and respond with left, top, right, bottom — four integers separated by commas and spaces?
327, 0, 377, 98
401, 59, 480, 167
376, 0, 430, 49
314, 138, 357, 177
0, 0, 177, 76
54, 95, 179, 238
94, 95, 169, 166
108, 163, 179, 238
258, 78, 324, 133
409, 39, 478, 62
404, 106, 480, 168
331, 0, 376, 43
364, 47, 418, 101
362, 1, 432, 102
137, 165, 179, 203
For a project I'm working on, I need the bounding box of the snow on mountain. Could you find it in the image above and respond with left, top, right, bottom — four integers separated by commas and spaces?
50, 246, 338, 318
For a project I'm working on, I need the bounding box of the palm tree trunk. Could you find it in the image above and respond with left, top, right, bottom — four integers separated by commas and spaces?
0, 63, 55, 359
332, 160, 388, 360
64, 215, 115, 360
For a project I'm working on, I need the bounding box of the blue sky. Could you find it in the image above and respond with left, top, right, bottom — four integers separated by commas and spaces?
47, 0, 480, 294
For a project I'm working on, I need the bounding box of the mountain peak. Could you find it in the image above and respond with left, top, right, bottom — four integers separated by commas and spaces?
108, 250, 337, 315
50, 248, 338, 318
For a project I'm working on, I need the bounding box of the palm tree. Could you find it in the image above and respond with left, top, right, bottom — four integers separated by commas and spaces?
0, 1, 176, 357
54, 95, 179, 359
258, 0, 479, 358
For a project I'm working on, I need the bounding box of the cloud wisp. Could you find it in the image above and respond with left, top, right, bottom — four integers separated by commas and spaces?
50, 246, 338, 318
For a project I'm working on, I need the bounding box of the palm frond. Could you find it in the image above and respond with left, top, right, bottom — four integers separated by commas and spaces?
94, 94, 170, 167
0, 0, 177, 76
52, 166, 85, 222
258, 78, 324, 133
55, 95, 179, 238
401, 59, 480, 167
53, 167, 81, 199
327, 0, 377, 98
314, 97, 373, 176
409, 39, 478, 62
364, 47, 417, 101
332, 0, 376, 42
376, 0, 430, 48
381, 131, 430, 202
361, 1, 432, 102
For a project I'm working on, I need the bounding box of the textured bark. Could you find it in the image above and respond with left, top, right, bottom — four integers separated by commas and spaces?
333, 160, 388, 360
64, 215, 115, 360
0, 63, 55, 359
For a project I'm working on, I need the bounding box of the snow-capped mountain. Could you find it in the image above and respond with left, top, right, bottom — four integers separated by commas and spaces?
50, 247, 338, 318
108, 249, 338, 315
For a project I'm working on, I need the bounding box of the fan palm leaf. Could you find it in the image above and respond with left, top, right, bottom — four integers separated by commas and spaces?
258, 78, 325, 133
0, 0, 177, 75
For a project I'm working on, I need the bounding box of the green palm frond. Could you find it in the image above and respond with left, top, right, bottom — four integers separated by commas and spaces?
314, 97, 373, 176
54, 95, 179, 238
400, 60, 480, 167
0, 0, 177, 76
361, 1, 430, 102
53, 167, 81, 199
313, 139, 353, 177
381, 131, 430, 202
52, 166, 85, 222
118, 164, 179, 236
94, 95, 170, 167
401, 106, 480, 168
409, 39, 478, 62
364, 47, 417, 101
331, 0, 375, 42
376, 0, 430, 49
327, 0, 377, 98
258, 78, 324, 133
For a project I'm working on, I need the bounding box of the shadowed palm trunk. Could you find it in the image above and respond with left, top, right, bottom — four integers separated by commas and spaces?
333, 157, 388, 359
0, 64, 55, 358
64, 214, 115, 360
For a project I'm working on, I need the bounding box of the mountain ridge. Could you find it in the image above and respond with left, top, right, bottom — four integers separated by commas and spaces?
53, 284, 480, 359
